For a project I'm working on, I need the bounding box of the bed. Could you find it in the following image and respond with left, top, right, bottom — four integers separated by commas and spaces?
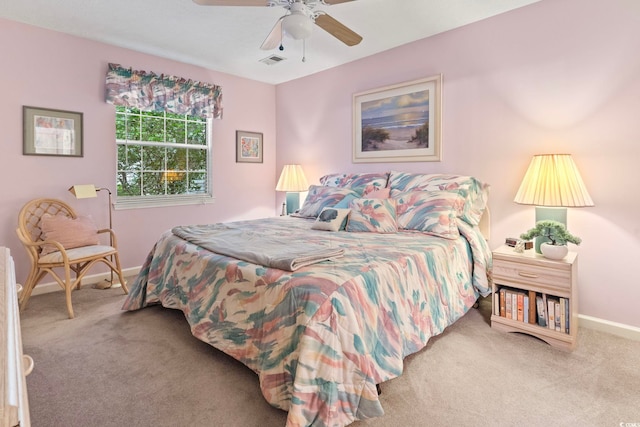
122, 171, 492, 427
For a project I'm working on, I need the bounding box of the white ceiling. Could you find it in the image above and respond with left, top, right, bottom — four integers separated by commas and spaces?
0, 0, 541, 85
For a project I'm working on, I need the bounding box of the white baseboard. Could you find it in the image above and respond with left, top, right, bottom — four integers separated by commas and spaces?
579, 314, 640, 342
29, 266, 141, 296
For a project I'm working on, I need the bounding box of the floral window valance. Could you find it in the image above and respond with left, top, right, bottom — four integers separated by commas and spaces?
105, 63, 223, 119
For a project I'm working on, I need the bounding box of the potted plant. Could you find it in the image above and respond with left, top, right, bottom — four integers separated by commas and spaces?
520, 220, 582, 260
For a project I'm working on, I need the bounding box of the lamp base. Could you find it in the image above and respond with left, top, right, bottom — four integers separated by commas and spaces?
93, 279, 112, 290
285, 192, 300, 215
534, 206, 567, 253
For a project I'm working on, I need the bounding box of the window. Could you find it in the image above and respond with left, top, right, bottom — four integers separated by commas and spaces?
115, 106, 213, 209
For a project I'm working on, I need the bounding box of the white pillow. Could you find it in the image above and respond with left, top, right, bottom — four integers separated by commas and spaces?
311, 208, 351, 232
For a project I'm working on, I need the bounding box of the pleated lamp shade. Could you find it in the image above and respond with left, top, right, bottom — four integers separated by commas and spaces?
276, 165, 309, 192
514, 154, 594, 207
276, 164, 309, 215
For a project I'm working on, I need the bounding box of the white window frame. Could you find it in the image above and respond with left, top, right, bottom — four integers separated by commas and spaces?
114, 108, 214, 210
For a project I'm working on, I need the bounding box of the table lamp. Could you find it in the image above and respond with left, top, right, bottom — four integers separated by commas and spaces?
514, 154, 594, 252
276, 165, 308, 215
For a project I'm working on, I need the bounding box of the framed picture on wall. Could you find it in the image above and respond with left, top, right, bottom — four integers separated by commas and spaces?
352, 74, 442, 163
236, 130, 263, 163
23, 106, 83, 157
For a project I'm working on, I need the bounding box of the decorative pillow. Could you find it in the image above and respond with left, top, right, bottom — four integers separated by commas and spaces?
388, 171, 489, 225
333, 194, 358, 209
364, 187, 390, 199
346, 198, 397, 233
296, 185, 358, 218
394, 191, 463, 239
40, 214, 100, 256
311, 208, 351, 232
319, 172, 389, 196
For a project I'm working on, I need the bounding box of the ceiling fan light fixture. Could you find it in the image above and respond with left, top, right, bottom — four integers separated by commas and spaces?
282, 10, 313, 40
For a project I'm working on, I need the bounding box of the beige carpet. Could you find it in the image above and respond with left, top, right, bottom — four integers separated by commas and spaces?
20, 285, 640, 427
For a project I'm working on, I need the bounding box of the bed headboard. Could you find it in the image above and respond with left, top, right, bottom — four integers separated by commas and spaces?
479, 206, 491, 241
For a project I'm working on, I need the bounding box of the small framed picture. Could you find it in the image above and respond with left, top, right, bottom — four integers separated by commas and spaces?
23, 106, 83, 157
236, 130, 263, 163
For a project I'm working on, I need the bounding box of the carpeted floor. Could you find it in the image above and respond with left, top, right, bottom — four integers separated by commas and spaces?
20, 285, 640, 427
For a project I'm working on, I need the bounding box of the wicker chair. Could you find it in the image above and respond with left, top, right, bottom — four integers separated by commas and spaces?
16, 198, 128, 319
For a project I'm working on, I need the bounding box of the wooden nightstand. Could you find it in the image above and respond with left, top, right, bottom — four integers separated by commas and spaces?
491, 245, 578, 351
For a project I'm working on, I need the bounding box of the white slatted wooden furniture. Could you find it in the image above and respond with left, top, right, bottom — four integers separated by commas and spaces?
1, 247, 31, 426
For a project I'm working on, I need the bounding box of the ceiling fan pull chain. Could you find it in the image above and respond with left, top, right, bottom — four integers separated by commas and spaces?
279, 22, 285, 51
302, 39, 306, 62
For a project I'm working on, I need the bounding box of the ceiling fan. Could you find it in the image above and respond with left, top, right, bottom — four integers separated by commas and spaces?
193, 0, 363, 51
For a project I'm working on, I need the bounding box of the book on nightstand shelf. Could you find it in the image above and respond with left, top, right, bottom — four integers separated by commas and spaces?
547, 297, 556, 331
536, 294, 547, 327
564, 298, 570, 333
498, 287, 506, 317
494, 285, 571, 334
528, 290, 537, 324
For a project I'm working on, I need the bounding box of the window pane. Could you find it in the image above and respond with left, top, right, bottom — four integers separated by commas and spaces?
187, 121, 206, 145
167, 147, 187, 170
166, 119, 186, 143
116, 114, 127, 139
143, 172, 164, 195
143, 146, 165, 170
117, 172, 141, 196
118, 145, 141, 171
188, 172, 207, 193
126, 114, 141, 141
166, 175, 187, 194
141, 117, 165, 142
188, 148, 207, 171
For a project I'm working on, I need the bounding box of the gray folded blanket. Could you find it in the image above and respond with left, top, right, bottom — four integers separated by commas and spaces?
172, 224, 344, 271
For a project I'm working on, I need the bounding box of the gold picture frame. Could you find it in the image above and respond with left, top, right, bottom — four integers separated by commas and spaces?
23, 106, 83, 157
353, 74, 442, 163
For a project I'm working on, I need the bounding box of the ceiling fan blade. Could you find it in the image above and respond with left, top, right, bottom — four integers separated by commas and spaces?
192, 0, 268, 6
261, 17, 284, 50
314, 13, 362, 46
322, 0, 357, 4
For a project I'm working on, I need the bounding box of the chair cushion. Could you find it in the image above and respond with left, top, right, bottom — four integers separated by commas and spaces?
38, 245, 116, 264
40, 214, 100, 256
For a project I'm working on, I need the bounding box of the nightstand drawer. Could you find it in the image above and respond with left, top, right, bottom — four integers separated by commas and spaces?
493, 260, 572, 290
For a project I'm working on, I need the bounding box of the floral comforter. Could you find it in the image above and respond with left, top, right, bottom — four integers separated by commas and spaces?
123, 216, 492, 427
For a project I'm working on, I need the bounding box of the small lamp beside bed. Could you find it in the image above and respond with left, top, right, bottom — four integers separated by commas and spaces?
276, 164, 309, 215
514, 154, 594, 252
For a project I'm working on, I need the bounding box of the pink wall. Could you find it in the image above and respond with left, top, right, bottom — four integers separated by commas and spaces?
2, 0, 638, 329
0, 19, 277, 284
276, 0, 640, 328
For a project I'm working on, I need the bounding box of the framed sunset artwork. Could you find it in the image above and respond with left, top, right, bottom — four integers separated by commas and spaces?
353, 74, 442, 163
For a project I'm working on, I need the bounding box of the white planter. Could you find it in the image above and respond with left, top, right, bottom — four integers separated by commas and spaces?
540, 243, 568, 260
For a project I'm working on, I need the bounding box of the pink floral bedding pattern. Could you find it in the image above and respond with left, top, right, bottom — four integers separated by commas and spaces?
388, 171, 490, 226
296, 185, 359, 218
319, 172, 389, 196
345, 198, 398, 233
123, 216, 491, 427
393, 190, 464, 239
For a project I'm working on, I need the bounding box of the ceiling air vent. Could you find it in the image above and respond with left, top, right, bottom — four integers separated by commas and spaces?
260, 54, 286, 66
